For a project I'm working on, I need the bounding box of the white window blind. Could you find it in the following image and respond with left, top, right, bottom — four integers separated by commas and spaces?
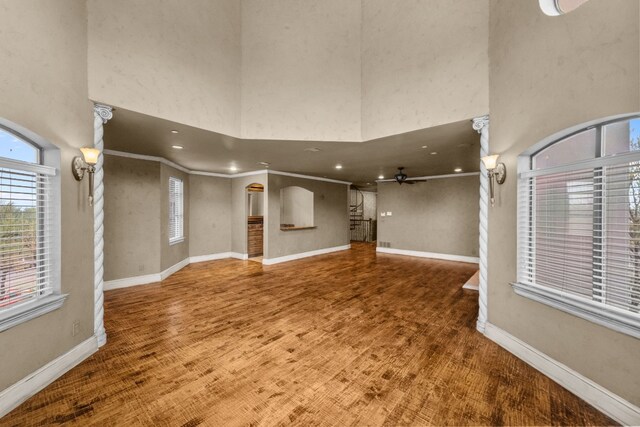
168, 177, 184, 243
0, 160, 54, 310
516, 117, 640, 337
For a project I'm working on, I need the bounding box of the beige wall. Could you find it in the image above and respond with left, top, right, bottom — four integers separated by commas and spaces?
0, 0, 95, 389
88, 0, 242, 137
267, 175, 349, 259
361, 0, 489, 140
231, 174, 268, 255
87, 1, 488, 142
241, 0, 361, 141
104, 156, 161, 281
160, 164, 190, 270
189, 175, 232, 257
377, 176, 479, 258
488, 0, 640, 405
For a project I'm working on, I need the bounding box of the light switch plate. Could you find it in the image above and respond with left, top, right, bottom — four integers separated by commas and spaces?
387, 212, 392, 216
381, 212, 386, 217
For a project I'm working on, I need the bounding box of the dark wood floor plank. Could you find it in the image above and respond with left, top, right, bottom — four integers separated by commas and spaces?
2, 243, 615, 426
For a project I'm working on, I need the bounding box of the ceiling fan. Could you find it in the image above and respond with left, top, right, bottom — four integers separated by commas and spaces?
394, 167, 416, 185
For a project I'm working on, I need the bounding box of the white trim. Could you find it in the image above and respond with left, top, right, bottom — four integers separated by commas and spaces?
262, 245, 351, 265
376, 247, 480, 264
512, 282, 640, 339
0, 294, 68, 332
268, 170, 351, 185
104, 273, 161, 291
0, 157, 56, 176
189, 252, 233, 263
103, 149, 190, 173
230, 252, 249, 260
0, 335, 98, 418
484, 323, 640, 426
376, 171, 480, 183
103, 150, 351, 185
160, 258, 190, 281
462, 282, 479, 291
105, 253, 237, 290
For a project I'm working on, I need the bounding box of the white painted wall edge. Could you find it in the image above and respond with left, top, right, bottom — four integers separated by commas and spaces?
263, 245, 351, 265
376, 247, 480, 264
484, 323, 640, 426
0, 335, 98, 418
103, 150, 351, 185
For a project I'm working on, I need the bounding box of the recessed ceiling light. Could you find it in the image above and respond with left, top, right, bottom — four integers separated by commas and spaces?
335, 164, 343, 169
170, 130, 179, 134
172, 145, 183, 150
230, 166, 238, 172
305, 147, 321, 152
378, 175, 384, 179
454, 168, 463, 173
430, 151, 438, 155
366, 182, 371, 185
422, 145, 428, 149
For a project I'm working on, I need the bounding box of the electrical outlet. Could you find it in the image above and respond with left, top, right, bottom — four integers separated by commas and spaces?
72, 321, 80, 337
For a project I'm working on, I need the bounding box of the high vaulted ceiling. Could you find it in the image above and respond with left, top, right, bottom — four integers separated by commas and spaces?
104, 108, 480, 188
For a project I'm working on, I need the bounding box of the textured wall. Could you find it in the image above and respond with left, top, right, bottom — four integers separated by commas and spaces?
104, 155, 161, 280
361, 0, 489, 140
88, 0, 242, 137
0, 0, 95, 389
241, 0, 361, 141
377, 176, 479, 257
488, 0, 640, 405
281, 186, 314, 227
361, 191, 377, 220
160, 164, 190, 271
189, 175, 232, 257
267, 175, 349, 259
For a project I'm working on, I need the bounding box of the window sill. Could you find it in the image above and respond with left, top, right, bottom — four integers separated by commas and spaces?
169, 237, 185, 246
512, 282, 640, 339
0, 294, 68, 333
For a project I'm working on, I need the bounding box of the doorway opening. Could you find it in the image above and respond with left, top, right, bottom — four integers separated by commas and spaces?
247, 183, 264, 260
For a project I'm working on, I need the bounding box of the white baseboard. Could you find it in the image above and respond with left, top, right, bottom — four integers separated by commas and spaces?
105, 252, 238, 291
263, 245, 351, 265
160, 258, 190, 281
376, 247, 480, 264
230, 252, 248, 260
104, 273, 161, 291
0, 335, 98, 418
189, 252, 232, 263
484, 323, 640, 426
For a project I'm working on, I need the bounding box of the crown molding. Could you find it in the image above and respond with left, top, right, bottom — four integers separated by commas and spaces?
102, 150, 351, 185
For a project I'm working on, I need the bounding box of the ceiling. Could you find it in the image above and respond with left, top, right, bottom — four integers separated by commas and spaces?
103, 108, 480, 189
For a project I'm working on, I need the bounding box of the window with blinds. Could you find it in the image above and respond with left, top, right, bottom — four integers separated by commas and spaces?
515, 116, 640, 338
0, 139, 55, 310
168, 177, 184, 244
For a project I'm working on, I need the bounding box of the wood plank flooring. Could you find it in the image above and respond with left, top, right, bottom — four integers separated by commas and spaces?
3, 243, 615, 426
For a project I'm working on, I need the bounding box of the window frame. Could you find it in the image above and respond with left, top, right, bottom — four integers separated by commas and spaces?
168, 176, 184, 245
514, 113, 640, 338
0, 119, 64, 332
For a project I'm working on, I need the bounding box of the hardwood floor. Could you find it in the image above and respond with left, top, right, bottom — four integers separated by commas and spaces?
3, 243, 614, 426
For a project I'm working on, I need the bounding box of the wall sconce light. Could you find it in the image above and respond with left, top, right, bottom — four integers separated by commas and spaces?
481, 154, 506, 207
72, 147, 101, 206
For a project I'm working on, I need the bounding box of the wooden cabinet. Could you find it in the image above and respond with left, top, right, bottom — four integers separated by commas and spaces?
248, 216, 263, 257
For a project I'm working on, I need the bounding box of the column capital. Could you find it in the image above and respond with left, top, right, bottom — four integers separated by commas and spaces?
472, 115, 489, 134
94, 103, 113, 124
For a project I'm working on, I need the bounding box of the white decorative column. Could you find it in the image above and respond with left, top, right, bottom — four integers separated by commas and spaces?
93, 104, 113, 347
472, 115, 489, 333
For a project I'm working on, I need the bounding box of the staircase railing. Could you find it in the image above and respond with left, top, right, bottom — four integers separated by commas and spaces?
350, 219, 376, 242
